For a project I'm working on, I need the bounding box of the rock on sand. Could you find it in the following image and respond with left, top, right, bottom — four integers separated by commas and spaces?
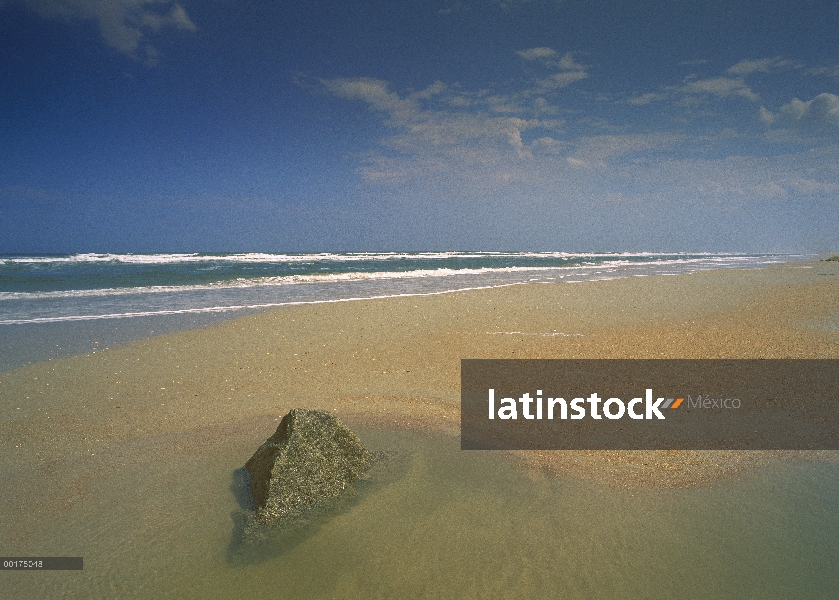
244, 408, 372, 522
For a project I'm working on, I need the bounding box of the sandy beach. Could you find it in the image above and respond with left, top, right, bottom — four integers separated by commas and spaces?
2, 263, 839, 596
3, 261, 839, 481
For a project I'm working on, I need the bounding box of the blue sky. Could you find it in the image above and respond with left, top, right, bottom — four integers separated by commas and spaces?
1, 0, 837, 252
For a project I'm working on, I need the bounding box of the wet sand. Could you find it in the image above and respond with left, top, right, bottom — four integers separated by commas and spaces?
2, 263, 839, 552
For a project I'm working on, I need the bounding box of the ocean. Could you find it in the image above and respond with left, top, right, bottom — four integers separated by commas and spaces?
0, 252, 809, 370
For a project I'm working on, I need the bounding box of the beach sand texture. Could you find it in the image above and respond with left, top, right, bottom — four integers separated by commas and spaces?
1, 264, 838, 564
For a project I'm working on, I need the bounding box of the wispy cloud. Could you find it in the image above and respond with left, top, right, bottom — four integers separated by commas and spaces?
3, 0, 197, 63
320, 49, 592, 182
726, 57, 801, 76
565, 133, 683, 169
321, 50, 838, 220
436, 0, 564, 15
624, 57, 810, 106
321, 76, 556, 180
679, 76, 758, 101
516, 47, 557, 61
517, 47, 589, 90
803, 64, 839, 78
536, 70, 589, 90
626, 92, 667, 106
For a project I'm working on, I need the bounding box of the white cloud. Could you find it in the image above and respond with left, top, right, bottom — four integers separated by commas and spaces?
518, 47, 587, 72
627, 58, 811, 107
780, 93, 839, 127
760, 93, 839, 132
626, 92, 667, 105
320, 47, 590, 182
726, 57, 800, 76
531, 96, 560, 116
758, 106, 777, 124
680, 76, 758, 101
554, 52, 586, 71
436, 0, 562, 15
325, 72, 692, 184
566, 133, 682, 168
787, 177, 839, 195
448, 95, 473, 108
537, 70, 588, 90
803, 64, 839, 78
487, 98, 524, 113
517, 47, 557, 61
6, 0, 196, 61
516, 48, 589, 91
531, 136, 564, 154
321, 76, 560, 180
321, 51, 837, 216
413, 81, 448, 99
633, 147, 839, 203
624, 63, 764, 107
321, 78, 417, 117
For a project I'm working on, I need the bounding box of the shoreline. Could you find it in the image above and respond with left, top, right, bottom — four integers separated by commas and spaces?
0, 253, 813, 372
1, 262, 838, 521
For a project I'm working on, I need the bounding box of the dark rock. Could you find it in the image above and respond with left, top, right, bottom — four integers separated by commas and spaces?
244, 409, 372, 523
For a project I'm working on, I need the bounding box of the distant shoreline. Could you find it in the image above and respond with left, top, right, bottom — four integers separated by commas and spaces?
0, 253, 816, 371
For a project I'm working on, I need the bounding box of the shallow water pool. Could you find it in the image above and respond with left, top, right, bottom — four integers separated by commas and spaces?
4, 428, 838, 599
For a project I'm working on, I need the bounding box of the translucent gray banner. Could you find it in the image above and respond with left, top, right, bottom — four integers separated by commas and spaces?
1, 557, 84, 570
461, 360, 839, 450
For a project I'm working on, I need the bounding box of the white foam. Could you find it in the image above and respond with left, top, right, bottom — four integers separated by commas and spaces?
0, 282, 529, 325
0, 255, 796, 302
0, 253, 814, 325
0, 250, 780, 266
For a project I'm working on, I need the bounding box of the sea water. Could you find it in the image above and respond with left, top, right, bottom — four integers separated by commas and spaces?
0, 252, 809, 371
4, 429, 838, 599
